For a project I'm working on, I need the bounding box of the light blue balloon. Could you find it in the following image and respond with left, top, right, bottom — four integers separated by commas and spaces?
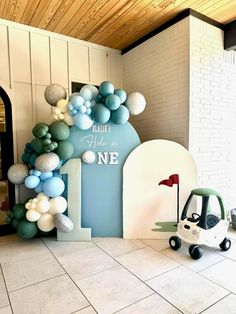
85, 85, 99, 99
84, 100, 91, 108
105, 94, 121, 110
34, 170, 41, 177
40, 171, 53, 181
114, 89, 127, 104
25, 175, 40, 189
74, 112, 94, 130
92, 104, 111, 124
99, 81, 114, 97
80, 86, 93, 101
34, 181, 43, 193
53, 171, 62, 179
43, 177, 65, 197
78, 105, 87, 114
111, 105, 130, 124
71, 95, 84, 109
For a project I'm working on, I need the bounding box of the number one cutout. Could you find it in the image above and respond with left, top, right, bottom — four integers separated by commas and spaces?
57, 158, 91, 241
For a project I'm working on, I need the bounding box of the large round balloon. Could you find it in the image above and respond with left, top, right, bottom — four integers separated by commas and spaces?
125, 92, 146, 115
56, 141, 74, 160
111, 105, 130, 124
17, 219, 38, 239
55, 214, 73, 233
35, 152, 60, 172
43, 177, 65, 197
7, 163, 29, 185
44, 84, 67, 106
105, 94, 121, 111
73, 112, 93, 130
49, 196, 67, 215
79, 86, 93, 101
99, 81, 114, 97
49, 121, 70, 141
37, 213, 55, 232
92, 104, 111, 124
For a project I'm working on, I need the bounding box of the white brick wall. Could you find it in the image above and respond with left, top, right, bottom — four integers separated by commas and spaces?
189, 16, 236, 210
122, 18, 190, 147
122, 15, 236, 211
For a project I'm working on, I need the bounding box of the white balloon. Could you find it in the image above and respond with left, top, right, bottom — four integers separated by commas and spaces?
36, 199, 50, 213
37, 192, 49, 201
64, 112, 74, 126
26, 209, 41, 222
35, 153, 60, 172
125, 92, 146, 115
49, 196, 67, 215
57, 99, 68, 113
82, 151, 96, 164
37, 213, 55, 232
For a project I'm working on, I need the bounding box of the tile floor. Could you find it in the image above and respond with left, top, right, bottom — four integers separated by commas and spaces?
0, 228, 236, 314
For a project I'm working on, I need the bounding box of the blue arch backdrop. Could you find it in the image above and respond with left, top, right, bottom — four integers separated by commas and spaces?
68, 121, 140, 237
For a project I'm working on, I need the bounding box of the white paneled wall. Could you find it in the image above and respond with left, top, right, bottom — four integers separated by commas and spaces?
0, 18, 122, 164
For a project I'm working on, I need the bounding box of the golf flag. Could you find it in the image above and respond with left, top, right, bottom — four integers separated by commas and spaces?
159, 174, 179, 187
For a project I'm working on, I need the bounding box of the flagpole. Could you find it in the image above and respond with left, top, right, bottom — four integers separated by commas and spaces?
177, 183, 179, 223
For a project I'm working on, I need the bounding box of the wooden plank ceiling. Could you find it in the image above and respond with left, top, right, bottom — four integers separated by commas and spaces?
0, 0, 236, 50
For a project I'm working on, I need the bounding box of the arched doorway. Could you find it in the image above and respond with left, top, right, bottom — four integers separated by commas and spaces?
0, 86, 15, 235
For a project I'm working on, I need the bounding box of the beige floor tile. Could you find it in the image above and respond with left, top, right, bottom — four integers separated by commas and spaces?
2, 252, 65, 291
58, 246, 118, 280
42, 237, 95, 258
0, 271, 9, 309
0, 235, 48, 263
93, 237, 146, 257
201, 259, 236, 293
116, 247, 178, 281
146, 266, 228, 313
73, 306, 97, 313
141, 239, 169, 251
0, 306, 12, 314
10, 274, 89, 314
77, 266, 153, 314
161, 245, 225, 272
202, 293, 236, 313
116, 293, 181, 313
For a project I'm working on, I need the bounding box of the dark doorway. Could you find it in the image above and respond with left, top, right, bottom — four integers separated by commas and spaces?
0, 86, 15, 236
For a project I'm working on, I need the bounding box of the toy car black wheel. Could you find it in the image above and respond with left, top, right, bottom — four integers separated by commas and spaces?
189, 245, 203, 260
169, 236, 181, 250
219, 238, 231, 251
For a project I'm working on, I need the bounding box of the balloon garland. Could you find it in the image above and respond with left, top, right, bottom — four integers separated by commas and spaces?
6, 81, 146, 239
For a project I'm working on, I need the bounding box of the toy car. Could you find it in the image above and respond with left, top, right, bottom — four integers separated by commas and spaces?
169, 188, 231, 259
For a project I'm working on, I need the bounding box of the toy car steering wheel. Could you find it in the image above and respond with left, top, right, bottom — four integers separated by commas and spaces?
192, 213, 200, 221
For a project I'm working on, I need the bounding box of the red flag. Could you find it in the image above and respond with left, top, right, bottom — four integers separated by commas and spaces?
158, 174, 179, 187
159, 179, 173, 187
169, 174, 179, 185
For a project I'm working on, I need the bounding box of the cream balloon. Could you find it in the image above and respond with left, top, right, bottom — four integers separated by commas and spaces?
36, 199, 50, 213
49, 196, 67, 215
37, 213, 55, 232
26, 209, 41, 222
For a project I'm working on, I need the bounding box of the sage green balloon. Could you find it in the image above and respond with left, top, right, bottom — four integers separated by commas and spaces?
13, 203, 26, 220
17, 220, 38, 239
30, 138, 44, 154
56, 141, 74, 160
49, 121, 70, 141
